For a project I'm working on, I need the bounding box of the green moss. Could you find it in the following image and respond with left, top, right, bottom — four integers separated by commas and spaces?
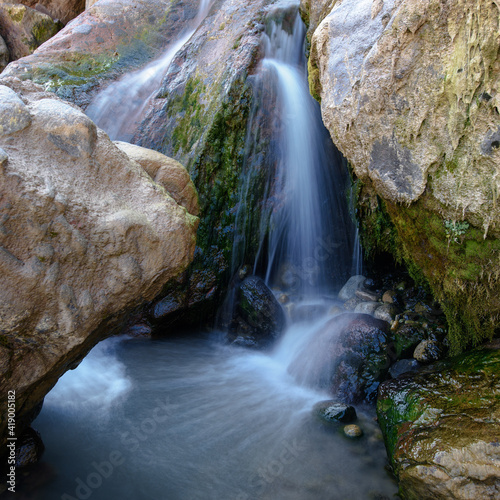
6, 5, 25, 23
307, 53, 321, 102
384, 194, 500, 353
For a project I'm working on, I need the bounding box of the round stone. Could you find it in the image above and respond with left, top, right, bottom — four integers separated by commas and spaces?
344, 424, 363, 438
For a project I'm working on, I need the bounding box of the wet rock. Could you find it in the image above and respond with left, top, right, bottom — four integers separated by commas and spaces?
388, 358, 420, 379
0, 3, 61, 61
229, 275, 286, 349
343, 296, 362, 311
343, 424, 363, 438
355, 288, 380, 302
114, 141, 199, 216
413, 339, 445, 364
313, 400, 357, 423
289, 313, 391, 403
15, 427, 44, 467
0, 85, 32, 135
374, 303, 397, 323
0, 34, 8, 71
354, 301, 379, 315
392, 324, 426, 359
0, 78, 198, 454
377, 341, 500, 499
338, 275, 366, 300
382, 290, 396, 304
278, 293, 289, 305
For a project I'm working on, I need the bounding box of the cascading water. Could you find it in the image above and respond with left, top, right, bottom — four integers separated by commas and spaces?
85, 0, 211, 141
23, 3, 396, 499
232, 10, 355, 298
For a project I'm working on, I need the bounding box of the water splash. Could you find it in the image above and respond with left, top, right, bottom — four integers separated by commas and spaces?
86, 0, 211, 141
43, 337, 132, 416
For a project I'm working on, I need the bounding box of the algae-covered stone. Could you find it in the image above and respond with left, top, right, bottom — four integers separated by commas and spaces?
377, 340, 500, 499
0, 3, 61, 60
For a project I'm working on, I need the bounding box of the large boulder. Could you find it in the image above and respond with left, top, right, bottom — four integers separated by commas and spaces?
302, 0, 500, 352
377, 339, 500, 499
0, 78, 198, 454
5, 0, 86, 25
2, 0, 272, 327
0, 2, 62, 61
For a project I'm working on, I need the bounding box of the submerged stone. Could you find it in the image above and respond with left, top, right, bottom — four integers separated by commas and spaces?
343, 424, 363, 438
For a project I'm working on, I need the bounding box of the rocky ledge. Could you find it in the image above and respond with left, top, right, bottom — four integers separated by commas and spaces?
0, 77, 198, 453
377, 339, 500, 499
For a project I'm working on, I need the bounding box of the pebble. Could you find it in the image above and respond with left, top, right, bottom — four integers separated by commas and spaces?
344, 424, 363, 438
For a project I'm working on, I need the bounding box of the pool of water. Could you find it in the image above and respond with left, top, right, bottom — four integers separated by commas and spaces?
24, 332, 398, 499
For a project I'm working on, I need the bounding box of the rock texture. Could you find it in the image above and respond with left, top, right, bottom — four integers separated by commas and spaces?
0, 2, 62, 61
0, 78, 198, 453
0, 34, 8, 71
7, 0, 86, 24
377, 339, 500, 499
303, 0, 500, 351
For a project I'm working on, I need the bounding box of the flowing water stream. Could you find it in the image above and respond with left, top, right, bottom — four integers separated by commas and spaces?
25, 2, 398, 498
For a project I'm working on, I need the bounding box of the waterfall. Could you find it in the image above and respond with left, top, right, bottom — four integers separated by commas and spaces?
86, 0, 211, 141
233, 7, 355, 298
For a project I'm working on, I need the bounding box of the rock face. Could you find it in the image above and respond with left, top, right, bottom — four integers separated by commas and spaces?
302, 0, 500, 352
377, 340, 500, 499
0, 2, 62, 61
0, 78, 198, 453
8, 0, 86, 24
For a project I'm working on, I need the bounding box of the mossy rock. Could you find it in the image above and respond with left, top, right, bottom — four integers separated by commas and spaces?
377, 340, 500, 499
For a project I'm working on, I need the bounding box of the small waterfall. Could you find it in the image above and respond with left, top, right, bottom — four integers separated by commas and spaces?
86, 0, 211, 141
232, 7, 355, 298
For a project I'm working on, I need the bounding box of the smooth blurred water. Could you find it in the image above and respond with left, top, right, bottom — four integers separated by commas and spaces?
27, 334, 397, 500
86, 0, 211, 141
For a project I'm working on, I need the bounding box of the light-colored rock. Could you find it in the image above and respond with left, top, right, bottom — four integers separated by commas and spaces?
354, 301, 379, 315
0, 3, 61, 60
343, 424, 363, 438
114, 141, 199, 216
0, 78, 198, 454
338, 275, 366, 300
374, 303, 397, 323
0, 34, 8, 71
0, 84, 32, 134
303, 0, 500, 351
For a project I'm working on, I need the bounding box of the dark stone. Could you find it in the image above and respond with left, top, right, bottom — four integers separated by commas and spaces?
413, 339, 445, 364
16, 428, 44, 468
389, 358, 420, 378
288, 313, 391, 403
481, 126, 500, 154
313, 400, 357, 423
228, 275, 286, 349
